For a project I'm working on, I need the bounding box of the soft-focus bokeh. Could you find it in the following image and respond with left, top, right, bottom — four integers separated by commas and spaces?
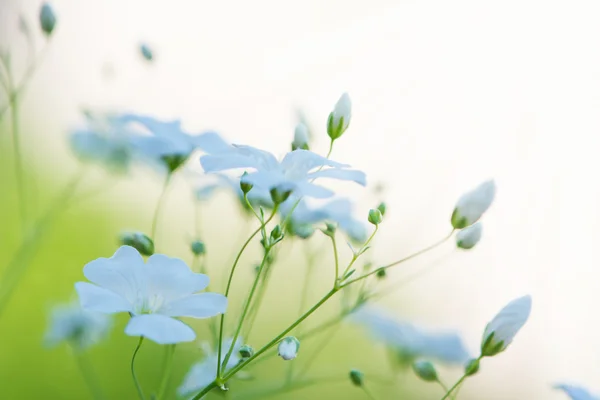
2, 0, 600, 399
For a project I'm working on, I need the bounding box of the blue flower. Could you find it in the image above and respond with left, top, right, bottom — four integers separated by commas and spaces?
555, 384, 600, 400
75, 246, 228, 345
349, 306, 470, 365
200, 147, 366, 199
44, 301, 112, 350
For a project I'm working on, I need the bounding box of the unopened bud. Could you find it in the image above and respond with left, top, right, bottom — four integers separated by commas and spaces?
140, 43, 153, 62
451, 180, 496, 229
376, 268, 386, 279
456, 223, 482, 250
278, 336, 300, 361
119, 232, 154, 256
327, 93, 351, 140
270, 184, 293, 204
239, 344, 254, 359
39, 3, 57, 36
270, 224, 283, 244
191, 240, 206, 256
464, 358, 480, 376
349, 369, 364, 387
368, 209, 383, 225
412, 360, 438, 382
240, 172, 254, 194
292, 123, 309, 151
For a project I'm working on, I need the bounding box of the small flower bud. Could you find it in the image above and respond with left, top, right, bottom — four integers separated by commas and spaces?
140, 43, 153, 62
292, 123, 310, 151
451, 180, 496, 229
278, 336, 300, 361
191, 240, 206, 256
327, 93, 351, 140
456, 222, 482, 250
412, 360, 438, 382
119, 232, 154, 256
481, 295, 532, 357
368, 209, 383, 225
39, 3, 57, 36
239, 344, 254, 359
375, 268, 386, 279
240, 172, 253, 194
376, 202, 387, 216
464, 358, 480, 376
349, 369, 364, 387
270, 224, 283, 244
270, 184, 293, 204
320, 222, 336, 237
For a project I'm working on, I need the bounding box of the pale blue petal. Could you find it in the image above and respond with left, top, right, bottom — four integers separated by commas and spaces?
75, 282, 133, 314
160, 293, 228, 318
195, 183, 221, 201
294, 182, 334, 198
555, 384, 600, 400
230, 145, 279, 169
129, 135, 190, 158
191, 131, 233, 154
118, 114, 183, 139
306, 168, 367, 186
145, 254, 209, 301
82, 246, 146, 301
200, 154, 262, 172
242, 170, 286, 190
125, 314, 196, 344
280, 150, 348, 174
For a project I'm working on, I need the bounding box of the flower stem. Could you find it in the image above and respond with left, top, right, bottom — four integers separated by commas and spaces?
439, 374, 468, 400
330, 235, 340, 284
74, 351, 106, 400
131, 337, 146, 400
155, 344, 176, 400
150, 174, 172, 245
362, 386, 380, 400
339, 226, 379, 282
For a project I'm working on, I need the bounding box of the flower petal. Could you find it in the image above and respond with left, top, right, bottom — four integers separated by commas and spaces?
191, 131, 233, 154
145, 254, 209, 301
294, 182, 334, 198
160, 293, 228, 318
125, 314, 196, 344
75, 282, 132, 314
306, 168, 367, 186
280, 150, 348, 174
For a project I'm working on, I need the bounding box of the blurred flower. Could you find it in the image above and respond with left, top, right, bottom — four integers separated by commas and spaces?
349, 306, 470, 365
201, 147, 365, 199
451, 180, 496, 229
277, 336, 300, 360
456, 222, 482, 249
178, 338, 242, 398
292, 123, 310, 150
75, 246, 227, 345
327, 93, 352, 140
119, 231, 154, 256
481, 295, 531, 357
412, 360, 438, 382
139, 43, 153, 61
555, 384, 600, 400
45, 301, 112, 351
39, 3, 56, 36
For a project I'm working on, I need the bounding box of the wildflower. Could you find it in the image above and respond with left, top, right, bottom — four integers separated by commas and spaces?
555, 384, 600, 400
39, 3, 56, 36
178, 339, 242, 398
45, 301, 112, 350
451, 180, 496, 229
481, 295, 532, 357
349, 306, 470, 365
75, 246, 227, 344
292, 123, 309, 150
327, 93, 351, 140
200, 146, 366, 199
277, 336, 300, 360
456, 222, 482, 249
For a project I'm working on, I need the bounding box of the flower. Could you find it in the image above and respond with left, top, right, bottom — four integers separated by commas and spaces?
349, 306, 470, 365
451, 180, 496, 229
456, 222, 482, 249
119, 231, 154, 256
44, 301, 112, 350
327, 93, 352, 140
39, 3, 56, 36
200, 147, 366, 199
555, 384, 600, 400
481, 295, 531, 357
292, 123, 309, 150
178, 338, 242, 398
75, 246, 227, 345
278, 336, 300, 360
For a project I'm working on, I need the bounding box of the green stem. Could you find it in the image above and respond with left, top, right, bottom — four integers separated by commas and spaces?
362, 386, 379, 400
150, 174, 172, 244
216, 206, 278, 378
341, 230, 454, 288
296, 322, 341, 379
439, 374, 468, 400
74, 351, 106, 400
330, 235, 340, 284
155, 344, 176, 400
131, 337, 146, 400
340, 226, 379, 281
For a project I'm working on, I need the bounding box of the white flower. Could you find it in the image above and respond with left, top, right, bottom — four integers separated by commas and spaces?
200, 147, 366, 199
451, 180, 496, 229
481, 295, 532, 356
456, 222, 483, 249
45, 301, 112, 350
292, 123, 310, 150
350, 306, 470, 365
75, 246, 227, 345
178, 338, 242, 398
278, 336, 300, 361
327, 93, 352, 140
555, 384, 600, 400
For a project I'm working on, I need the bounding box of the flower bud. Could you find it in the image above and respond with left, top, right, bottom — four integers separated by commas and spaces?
119, 232, 154, 256
412, 360, 438, 382
481, 295, 531, 357
451, 180, 496, 229
376, 268, 387, 279
456, 222, 482, 250
191, 240, 206, 256
39, 3, 57, 36
278, 336, 300, 361
240, 172, 253, 194
239, 344, 254, 359
320, 222, 336, 238
270, 184, 293, 204
349, 369, 364, 387
464, 358, 480, 376
327, 93, 351, 140
368, 209, 383, 225
292, 123, 310, 151
376, 202, 387, 216
270, 224, 283, 244
140, 43, 153, 61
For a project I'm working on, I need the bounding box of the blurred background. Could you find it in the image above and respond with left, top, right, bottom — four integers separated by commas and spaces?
2, 0, 600, 399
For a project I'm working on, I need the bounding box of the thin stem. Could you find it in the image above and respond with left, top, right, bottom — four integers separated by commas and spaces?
439, 374, 468, 400
74, 351, 106, 400
341, 230, 454, 288
296, 322, 341, 379
340, 226, 379, 281
150, 174, 172, 244
7, 67, 27, 228
330, 235, 340, 284
216, 206, 278, 378
156, 344, 176, 400
436, 379, 450, 394
131, 337, 146, 400
362, 386, 379, 400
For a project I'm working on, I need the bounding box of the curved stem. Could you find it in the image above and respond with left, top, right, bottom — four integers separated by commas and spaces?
340, 226, 379, 281
150, 174, 172, 244
131, 337, 146, 400
330, 235, 340, 284
74, 351, 106, 400
156, 344, 176, 400
439, 374, 467, 400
